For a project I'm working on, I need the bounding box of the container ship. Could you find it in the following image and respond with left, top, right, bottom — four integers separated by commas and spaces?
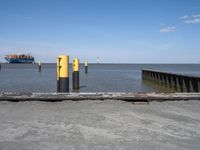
4, 54, 35, 63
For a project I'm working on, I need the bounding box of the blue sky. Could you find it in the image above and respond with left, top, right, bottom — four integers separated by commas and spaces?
0, 0, 200, 63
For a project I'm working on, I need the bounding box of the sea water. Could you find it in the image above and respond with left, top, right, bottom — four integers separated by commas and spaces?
0, 63, 199, 93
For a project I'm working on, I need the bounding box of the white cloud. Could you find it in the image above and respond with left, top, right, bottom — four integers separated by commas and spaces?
159, 26, 176, 33
192, 14, 200, 18
160, 23, 166, 26
180, 15, 189, 19
180, 14, 200, 24
184, 18, 200, 24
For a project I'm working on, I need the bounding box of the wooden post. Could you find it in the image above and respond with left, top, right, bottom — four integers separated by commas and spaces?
85, 61, 88, 74
38, 61, 42, 72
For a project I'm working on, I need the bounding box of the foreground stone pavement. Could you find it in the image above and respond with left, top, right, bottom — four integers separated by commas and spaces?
0, 100, 199, 150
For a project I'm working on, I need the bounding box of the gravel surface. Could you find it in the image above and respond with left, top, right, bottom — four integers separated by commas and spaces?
0, 100, 200, 150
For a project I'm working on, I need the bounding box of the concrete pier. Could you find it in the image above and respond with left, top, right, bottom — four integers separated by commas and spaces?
0, 99, 200, 150
142, 70, 200, 92
0, 92, 200, 102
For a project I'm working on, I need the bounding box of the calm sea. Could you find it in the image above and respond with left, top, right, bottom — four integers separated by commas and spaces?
0, 63, 199, 93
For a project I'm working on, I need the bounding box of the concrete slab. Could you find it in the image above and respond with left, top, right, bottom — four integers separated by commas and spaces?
1, 92, 200, 102
0, 100, 200, 150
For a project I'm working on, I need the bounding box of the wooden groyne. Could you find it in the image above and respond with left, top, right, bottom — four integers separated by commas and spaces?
0, 92, 200, 102
142, 70, 200, 92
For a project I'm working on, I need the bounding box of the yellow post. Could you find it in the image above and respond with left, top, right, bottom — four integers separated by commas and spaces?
72, 58, 79, 90
57, 55, 69, 92
84, 61, 88, 74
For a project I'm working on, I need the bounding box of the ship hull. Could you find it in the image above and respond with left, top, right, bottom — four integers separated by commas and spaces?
5, 58, 34, 63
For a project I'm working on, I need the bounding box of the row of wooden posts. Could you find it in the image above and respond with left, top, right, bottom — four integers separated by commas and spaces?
142, 69, 200, 92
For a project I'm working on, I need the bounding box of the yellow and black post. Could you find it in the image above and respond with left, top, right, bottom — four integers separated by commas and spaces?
72, 58, 79, 90
38, 61, 42, 72
84, 61, 88, 74
57, 55, 69, 92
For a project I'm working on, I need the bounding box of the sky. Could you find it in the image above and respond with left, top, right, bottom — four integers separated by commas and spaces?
0, 0, 200, 63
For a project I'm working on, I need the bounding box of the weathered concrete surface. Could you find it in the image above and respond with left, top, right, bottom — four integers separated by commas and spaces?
1, 92, 200, 101
0, 100, 200, 150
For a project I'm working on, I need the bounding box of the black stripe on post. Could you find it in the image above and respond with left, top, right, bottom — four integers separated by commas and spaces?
57, 79, 60, 92
85, 66, 88, 74
73, 71, 79, 90
39, 65, 41, 72
59, 77, 69, 92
